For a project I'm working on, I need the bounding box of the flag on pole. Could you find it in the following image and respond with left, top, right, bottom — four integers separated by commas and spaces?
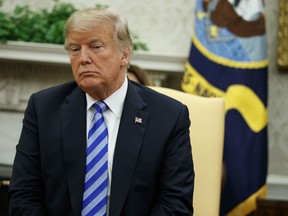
182, 0, 268, 215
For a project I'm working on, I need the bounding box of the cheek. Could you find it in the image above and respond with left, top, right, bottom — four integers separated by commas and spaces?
71, 70, 78, 82
70, 60, 79, 75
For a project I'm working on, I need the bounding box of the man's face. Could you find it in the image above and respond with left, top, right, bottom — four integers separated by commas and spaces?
66, 23, 130, 99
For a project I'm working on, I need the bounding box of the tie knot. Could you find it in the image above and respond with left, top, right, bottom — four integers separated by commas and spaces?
93, 101, 107, 113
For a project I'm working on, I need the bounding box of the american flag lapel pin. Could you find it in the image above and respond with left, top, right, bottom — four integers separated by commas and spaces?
135, 116, 143, 124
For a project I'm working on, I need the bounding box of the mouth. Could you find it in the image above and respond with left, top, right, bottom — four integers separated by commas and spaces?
80, 71, 96, 76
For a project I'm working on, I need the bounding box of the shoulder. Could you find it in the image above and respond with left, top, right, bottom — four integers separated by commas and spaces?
129, 81, 187, 113
129, 82, 191, 133
28, 81, 81, 108
34, 81, 78, 97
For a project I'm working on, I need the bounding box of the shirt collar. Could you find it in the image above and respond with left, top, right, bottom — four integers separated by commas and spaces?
86, 77, 128, 119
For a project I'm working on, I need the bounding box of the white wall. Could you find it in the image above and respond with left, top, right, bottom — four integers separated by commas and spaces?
1, 0, 196, 55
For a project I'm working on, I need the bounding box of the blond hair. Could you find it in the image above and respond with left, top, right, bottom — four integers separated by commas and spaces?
64, 8, 132, 52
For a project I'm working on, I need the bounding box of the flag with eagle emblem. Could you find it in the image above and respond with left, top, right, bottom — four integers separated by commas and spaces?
182, 0, 268, 215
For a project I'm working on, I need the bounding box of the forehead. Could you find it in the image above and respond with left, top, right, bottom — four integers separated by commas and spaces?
67, 17, 115, 35
67, 24, 115, 43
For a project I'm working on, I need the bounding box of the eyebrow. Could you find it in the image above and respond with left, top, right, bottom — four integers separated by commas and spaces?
68, 37, 104, 46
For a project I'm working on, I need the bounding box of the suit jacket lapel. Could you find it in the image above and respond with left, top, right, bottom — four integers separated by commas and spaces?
109, 82, 149, 216
61, 86, 87, 216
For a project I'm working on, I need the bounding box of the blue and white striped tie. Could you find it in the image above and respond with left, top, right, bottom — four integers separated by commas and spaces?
82, 101, 108, 216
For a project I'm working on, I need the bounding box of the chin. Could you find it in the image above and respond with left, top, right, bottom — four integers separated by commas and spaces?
78, 79, 102, 92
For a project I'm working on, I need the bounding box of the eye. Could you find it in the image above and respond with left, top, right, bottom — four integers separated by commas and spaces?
69, 46, 80, 55
93, 44, 102, 48
91, 43, 103, 51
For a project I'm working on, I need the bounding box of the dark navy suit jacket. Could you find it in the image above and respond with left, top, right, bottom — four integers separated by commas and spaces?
9, 80, 194, 216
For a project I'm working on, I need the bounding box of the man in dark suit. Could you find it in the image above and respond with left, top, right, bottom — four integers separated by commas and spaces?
8, 7, 194, 216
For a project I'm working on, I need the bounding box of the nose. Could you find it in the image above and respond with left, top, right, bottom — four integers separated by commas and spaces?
80, 47, 92, 65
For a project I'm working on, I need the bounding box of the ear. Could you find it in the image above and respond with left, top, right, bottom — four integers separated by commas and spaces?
120, 48, 132, 67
